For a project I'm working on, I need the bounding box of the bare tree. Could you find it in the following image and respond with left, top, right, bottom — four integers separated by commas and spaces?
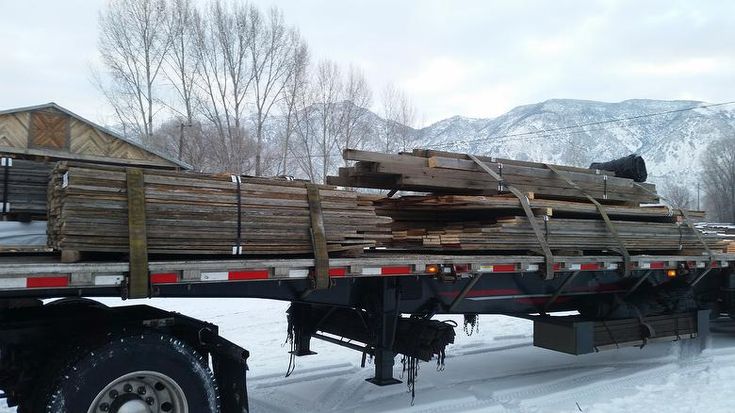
248, 6, 298, 176
277, 35, 310, 176
662, 182, 693, 210
312, 60, 345, 183
701, 137, 735, 222
338, 65, 373, 164
193, 1, 254, 172
164, 0, 200, 120
98, 0, 171, 142
160, 0, 201, 162
380, 84, 417, 153
152, 119, 209, 170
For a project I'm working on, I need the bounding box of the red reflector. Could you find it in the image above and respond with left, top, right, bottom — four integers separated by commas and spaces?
27, 276, 68, 288
453, 264, 471, 273
228, 270, 269, 280
650, 262, 666, 270
553, 263, 563, 271
381, 266, 412, 275
491, 264, 516, 272
151, 273, 178, 284
329, 268, 347, 277
580, 263, 600, 271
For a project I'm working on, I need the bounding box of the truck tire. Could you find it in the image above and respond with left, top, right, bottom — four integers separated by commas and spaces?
33, 333, 220, 413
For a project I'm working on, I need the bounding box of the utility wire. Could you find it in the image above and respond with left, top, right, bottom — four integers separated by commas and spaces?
427, 100, 735, 149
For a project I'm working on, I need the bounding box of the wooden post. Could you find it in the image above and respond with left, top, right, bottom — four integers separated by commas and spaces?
126, 168, 149, 299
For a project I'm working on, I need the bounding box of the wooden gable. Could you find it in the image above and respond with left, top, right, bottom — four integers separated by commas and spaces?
0, 104, 185, 169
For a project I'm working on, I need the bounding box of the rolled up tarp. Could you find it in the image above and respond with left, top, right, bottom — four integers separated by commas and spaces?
590, 154, 647, 182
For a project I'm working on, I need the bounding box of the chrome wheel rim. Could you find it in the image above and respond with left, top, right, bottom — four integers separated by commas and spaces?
87, 371, 187, 413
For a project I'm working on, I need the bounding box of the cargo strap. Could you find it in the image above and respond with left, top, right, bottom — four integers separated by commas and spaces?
633, 182, 715, 268
545, 164, 631, 277
1, 157, 11, 215
126, 168, 150, 299
231, 175, 243, 255
306, 184, 330, 290
468, 155, 555, 279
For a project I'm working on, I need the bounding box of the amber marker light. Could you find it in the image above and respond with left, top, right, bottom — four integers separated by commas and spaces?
425, 264, 440, 275
666, 269, 677, 278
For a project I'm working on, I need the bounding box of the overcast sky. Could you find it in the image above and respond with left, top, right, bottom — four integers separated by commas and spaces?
1, 0, 734, 127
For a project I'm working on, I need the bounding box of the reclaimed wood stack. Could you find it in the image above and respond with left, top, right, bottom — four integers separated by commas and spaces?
0, 157, 53, 219
47, 162, 391, 256
328, 149, 659, 204
330, 149, 727, 255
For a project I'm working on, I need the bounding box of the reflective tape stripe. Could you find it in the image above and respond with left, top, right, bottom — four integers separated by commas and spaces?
26, 276, 68, 288
0, 278, 26, 289
94, 275, 124, 286
639, 261, 666, 269
201, 271, 228, 281
288, 269, 309, 278
329, 268, 347, 277
479, 264, 517, 273
200, 270, 268, 281
381, 266, 412, 275
228, 270, 269, 280
151, 273, 178, 284
362, 267, 381, 275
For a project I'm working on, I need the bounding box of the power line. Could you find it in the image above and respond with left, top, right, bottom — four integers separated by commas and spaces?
427, 100, 735, 149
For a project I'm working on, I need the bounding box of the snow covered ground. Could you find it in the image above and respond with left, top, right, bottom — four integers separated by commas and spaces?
3, 297, 735, 412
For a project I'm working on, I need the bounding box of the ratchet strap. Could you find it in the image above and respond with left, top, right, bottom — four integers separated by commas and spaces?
231, 175, 244, 255
1, 157, 11, 215
545, 164, 631, 277
126, 168, 150, 299
306, 184, 330, 289
633, 182, 714, 267
468, 154, 555, 279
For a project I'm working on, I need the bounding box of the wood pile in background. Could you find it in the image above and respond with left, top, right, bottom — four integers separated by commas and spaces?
697, 223, 735, 254
328, 149, 659, 204
48, 163, 391, 256
0, 157, 53, 219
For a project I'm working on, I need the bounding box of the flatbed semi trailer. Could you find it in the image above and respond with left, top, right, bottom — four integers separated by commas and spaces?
0, 251, 732, 412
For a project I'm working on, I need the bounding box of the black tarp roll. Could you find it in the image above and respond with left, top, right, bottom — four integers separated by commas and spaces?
589, 154, 648, 182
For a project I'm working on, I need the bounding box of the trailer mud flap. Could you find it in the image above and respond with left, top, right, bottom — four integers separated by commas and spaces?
532, 310, 709, 355
200, 328, 250, 413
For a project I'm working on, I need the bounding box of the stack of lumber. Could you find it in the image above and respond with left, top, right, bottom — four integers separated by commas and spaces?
375, 195, 705, 223
0, 157, 53, 219
697, 223, 735, 253
328, 149, 659, 204
47, 162, 391, 256
388, 217, 725, 253
329, 149, 727, 256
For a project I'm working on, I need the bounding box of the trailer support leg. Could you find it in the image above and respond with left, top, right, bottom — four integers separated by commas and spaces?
367, 279, 401, 386
290, 303, 317, 356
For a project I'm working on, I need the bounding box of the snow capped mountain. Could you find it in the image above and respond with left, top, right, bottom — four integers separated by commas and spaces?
404, 99, 735, 189
263, 98, 735, 192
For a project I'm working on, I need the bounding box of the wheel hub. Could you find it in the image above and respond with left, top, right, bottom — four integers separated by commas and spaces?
88, 371, 187, 413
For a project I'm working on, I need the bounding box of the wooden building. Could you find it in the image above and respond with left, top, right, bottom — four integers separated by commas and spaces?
0, 102, 188, 169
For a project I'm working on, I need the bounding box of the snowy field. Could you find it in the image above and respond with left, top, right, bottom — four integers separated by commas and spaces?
4, 298, 735, 412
